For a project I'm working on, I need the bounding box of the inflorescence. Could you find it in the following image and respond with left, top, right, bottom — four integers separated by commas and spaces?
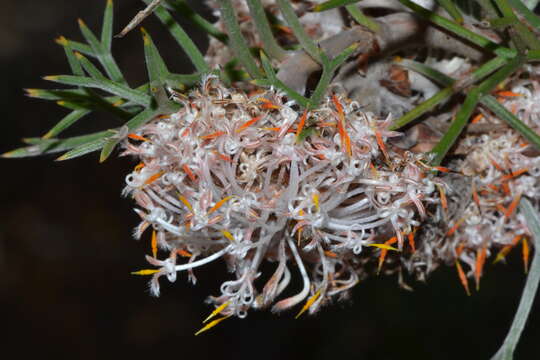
123, 76, 452, 325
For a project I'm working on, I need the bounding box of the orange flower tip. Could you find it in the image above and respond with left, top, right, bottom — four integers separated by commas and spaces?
496, 91, 522, 97
407, 232, 416, 253
77, 18, 86, 27
433, 166, 451, 173
522, 238, 530, 274
455, 261, 471, 296
55, 36, 68, 46
194, 315, 231, 336
324, 250, 338, 258
209, 196, 234, 214
130, 269, 160, 276
107, 0, 113, 6
203, 301, 231, 323
471, 114, 483, 124
43, 75, 59, 81
151, 230, 158, 258
143, 171, 165, 186
393, 56, 403, 62
127, 133, 149, 142
177, 249, 192, 258
113, 100, 124, 107
295, 289, 322, 319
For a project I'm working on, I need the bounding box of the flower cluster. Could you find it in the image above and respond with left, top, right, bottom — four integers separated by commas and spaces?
404, 66, 540, 293
122, 76, 448, 320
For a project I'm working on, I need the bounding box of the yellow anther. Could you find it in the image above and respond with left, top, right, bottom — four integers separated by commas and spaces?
295, 289, 322, 319
221, 229, 235, 243
367, 243, 399, 251
178, 194, 193, 212
194, 315, 231, 336
203, 301, 231, 323
130, 269, 160, 276
312, 193, 320, 212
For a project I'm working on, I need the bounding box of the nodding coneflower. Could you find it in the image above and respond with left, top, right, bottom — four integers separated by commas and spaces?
125, 75, 450, 327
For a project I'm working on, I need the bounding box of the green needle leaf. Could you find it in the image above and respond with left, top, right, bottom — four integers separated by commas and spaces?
44, 75, 152, 107
435, 0, 464, 24
74, 52, 106, 80
217, 0, 263, 79
42, 110, 91, 139
143, 0, 209, 74
167, 0, 228, 43
2, 130, 113, 159
55, 36, 84, 76
397, 0, 516, 59
259, 50, 310, 108
141, 28, 170, 84
430, 56, 524, 165
78, 13, 126, 84
101, 0, 114, 51
345, 4, 379, 33
277, 0, 322, 63
492, 198, 540, 360
480, 95, 540, 151
100, 107, 162, 163
247, 0, 287, 61
313, 0, 361, 12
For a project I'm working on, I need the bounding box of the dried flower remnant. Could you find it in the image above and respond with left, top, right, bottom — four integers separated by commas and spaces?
123, 76, 447, 321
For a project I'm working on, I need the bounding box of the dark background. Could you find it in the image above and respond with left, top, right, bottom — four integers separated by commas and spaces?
1, 1, 539, 359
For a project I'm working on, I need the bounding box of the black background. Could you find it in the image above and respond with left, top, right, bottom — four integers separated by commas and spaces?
1, 1, 539, 359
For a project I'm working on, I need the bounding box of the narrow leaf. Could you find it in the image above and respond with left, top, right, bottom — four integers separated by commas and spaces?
78, 18, 126, 83
260, 51, 310, 107
435, 0, 464, 24
42, 109, 91, 139
75, 52, 106, 80
480, 95, 540, 151
55, 36, 84, 76
167, 0, 228, 43
277, 0, 322, 63
2, 130, 112, 158
141, 28, 170, 83
145, 0, 210, 74
101, 0, 114, 51
491, 198, 540, 359
44, 75, 151, 107
100, 107, 161, 162
397, 0, 516, 59
313, 0, 360, 12
345, 4, 380, 33
217, 0, 263, 78
247, 0, 287, 60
